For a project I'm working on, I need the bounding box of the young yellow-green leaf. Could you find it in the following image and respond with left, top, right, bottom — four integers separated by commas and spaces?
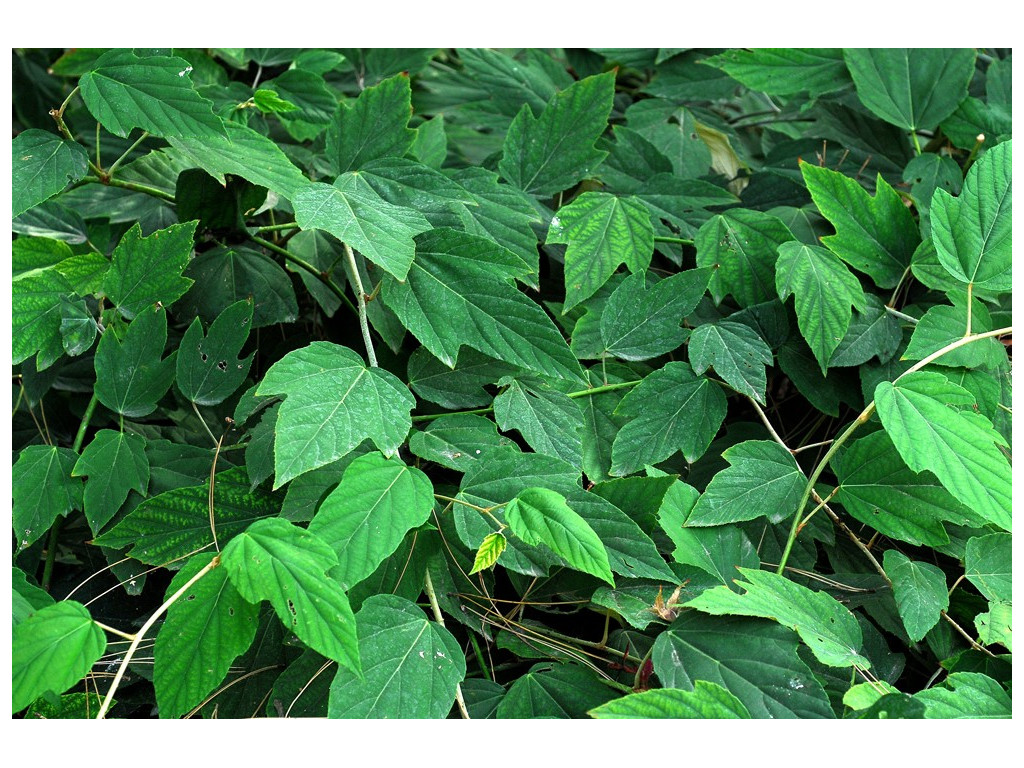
469, 532, 507, 575
12, 445, 82, 552
844, 48, 975, 132
601, 269, 712, 362
874, 372, 1011, 531
703, 48, 851, 98
685, 568, 870, 669
843, 681, 900, 711
252, 87, 298, 114
153, 554, 259, 719
883, 550, 949, 642
912, 672, 1011, 719
12, 601, 106, 713
328, 595, 466, 718
930, 139, 1011, 292
505, 487, 614, 586
256, 342, 415, 488
776, 241, 866, 374
293, 174, 431, 282
94, 306, 177, 418
689, 320, 773, 404
589, 681, 751, 719
12, 267, 74, 368
695, 208, 794, 307
79, 49, 226, 139
326, 73, 417, 174
72, 429, 149, 535
964, 533, 1011, 603
12, 129, 89, 217
499, 71, 615, 196
686, 440, 806, 526
91, 466, 280, 565
610, 362, 726, 476
546, 191, 654, 311
176, 299, 254, 406
493, 376, 584, 469
103, 221, 196, 319
800, 162, 919, 288
382, 228, 585, 384
975, 602, 1012, 652
221, 518, 359, 675
259, 68, 336, 127
308, 453, 434, 589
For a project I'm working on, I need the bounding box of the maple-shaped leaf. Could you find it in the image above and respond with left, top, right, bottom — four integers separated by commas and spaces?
72, 429, 150, 535
176, 299, 255, 406
103, 221, 197, 319
325, 72, 417, 174
13, 445, 83, 552
94, 306, 177, 418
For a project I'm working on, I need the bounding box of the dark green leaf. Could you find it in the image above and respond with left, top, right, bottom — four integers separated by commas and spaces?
94, 306, 177, 418
103, 221, 196, 319
12, 267, 74, 368
496, 662, 616, 718
12, 129, 89, 217
326, 73, 417, 174
704, 48, 851, 98
176, 299, 254, 406
407, 347, 518, 410
964, 533, 1011, 603
883, 550, 948, 642
72, 430, 149, 535
408, 414, 517, 473
829, 294, 903, 368
58, 295, 98, 357
493, 376, 584, 469
12, 445, 82, 552
689, 320, 773, 404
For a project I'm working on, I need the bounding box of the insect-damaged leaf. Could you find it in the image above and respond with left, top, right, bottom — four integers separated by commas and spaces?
176, 299, 254, 406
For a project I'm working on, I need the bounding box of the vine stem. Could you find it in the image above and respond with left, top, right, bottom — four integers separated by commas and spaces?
343, 243, 378, 368
106, 131, 150, 177
75, 175, 176, 202
423, 569, 470, 719
94, 621, 135, 641
97, 555, 221, 718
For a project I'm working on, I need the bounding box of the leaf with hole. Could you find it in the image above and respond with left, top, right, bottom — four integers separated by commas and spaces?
176, 299, 255, 406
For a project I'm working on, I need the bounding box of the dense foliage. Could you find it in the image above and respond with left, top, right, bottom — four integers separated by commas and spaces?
11, 47, 1011, 720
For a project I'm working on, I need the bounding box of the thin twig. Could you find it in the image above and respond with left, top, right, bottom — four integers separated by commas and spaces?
343, 243, 378, 367
424, 570, 471, 719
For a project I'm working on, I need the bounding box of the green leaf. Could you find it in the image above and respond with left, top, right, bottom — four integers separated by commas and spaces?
153, 554, 259, 719
12, 236, 74, 276
103, 221, 196, 319
874, 372, 1011, 531
776, 241, 867, 373
685, 568, 870, 668
590, 681, 750, 719
293, 175, 431, 282
381, 228, 585, 383
71, 430, 149, 535
578, 365, 638, 483
94, 307, 177, 418
652, 612, 835, 718
79, 49, 226, 139
844, 48, 975, 131
328, 595, 466, 718
499, 71, 615, 196
356, 157, 476, 214
259, 68, 336, 127
12, 129, 89, 217
408, 413, 517, 473
601, 269, 711, 361
964, 533, 1011, 603
308, 453, 434, 589
883, 550, 949, 642
407, 347, 518, 410
256, 342, 414, 488
546, 192, 654, 310
496, 662, 616, 718
686, 441, 806, 526
12, 267, 74, 368
975, 602, 1012, 652
12, 200, 88, 243
12, 445, 82, 552
12, 601, 106, 713
610, 362, 726, 475
829, 294, 903, 368
326, 73, 417, 174
92, 466, 279, 565
903, 295, 1005, 369
221, 518, 359, 675
703, 48, 851, 98
493, 376, 584, 469
930, 139, 1011, 291
175, 299, 254, 406
59, 295, 98, 357
469, 532, 507, 575
800, 162, 920, 288
665, 525, 759, 587
913, 672, 1011, 719
505, 487, 614, 586
695, 208, 794, 306
689, 320, 773, 404
412, 114, 447, 168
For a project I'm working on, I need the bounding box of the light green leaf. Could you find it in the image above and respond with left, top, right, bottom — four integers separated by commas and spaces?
874, 372, 1011, 531
259, 68, 335, 127
71, 430, 149, 535
12, 445, 82, 552
975, 602, 1011, 652
505, 487, 614, 586
590, 681, 751, 719
222, 518, 359, 675
800, 162, 920, 288
493, 376, 584, 469
412, 114, 447, 168
687, 441, 806, 527
12, 236, 74, 276
308, 453, 434, 589
703, 48, 851, 97
103, 221, 196, 319
601, 269, 711, 361
326, 73, 417, 174
930, 139, 1011, 291
382, 228, 585, 383
903, 295, 1005, 369
913, 672, 1011, 719
328, 595, 466, 718
499, 71, 615, 196
293, 175, 431, 282
685, 567, 870, 668
12, 601, 106, 713
12, 267, 74, 368
546, 191, 654, 310
610, 362, 726, 475
666, 525, 759, 587
94, 307, 177, 418
843, 681, 900, 711
12, 129, 89, 217
153, 554, 259, 719
256, 342, 414, 488
175, 299, 254, 406
844, 48, 975, 131
689, 320, 773, 404
964, 533, 1011, 603
883, 550, 948, 642
469, 532, 507, 575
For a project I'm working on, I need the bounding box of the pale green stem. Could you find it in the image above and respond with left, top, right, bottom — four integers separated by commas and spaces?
343, 243, 377, 368
94, 621, 135, 641
884, 306, 919, 325
107, 131, 150, 177
423, 569, 471, 719
911, 131, 922, 155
